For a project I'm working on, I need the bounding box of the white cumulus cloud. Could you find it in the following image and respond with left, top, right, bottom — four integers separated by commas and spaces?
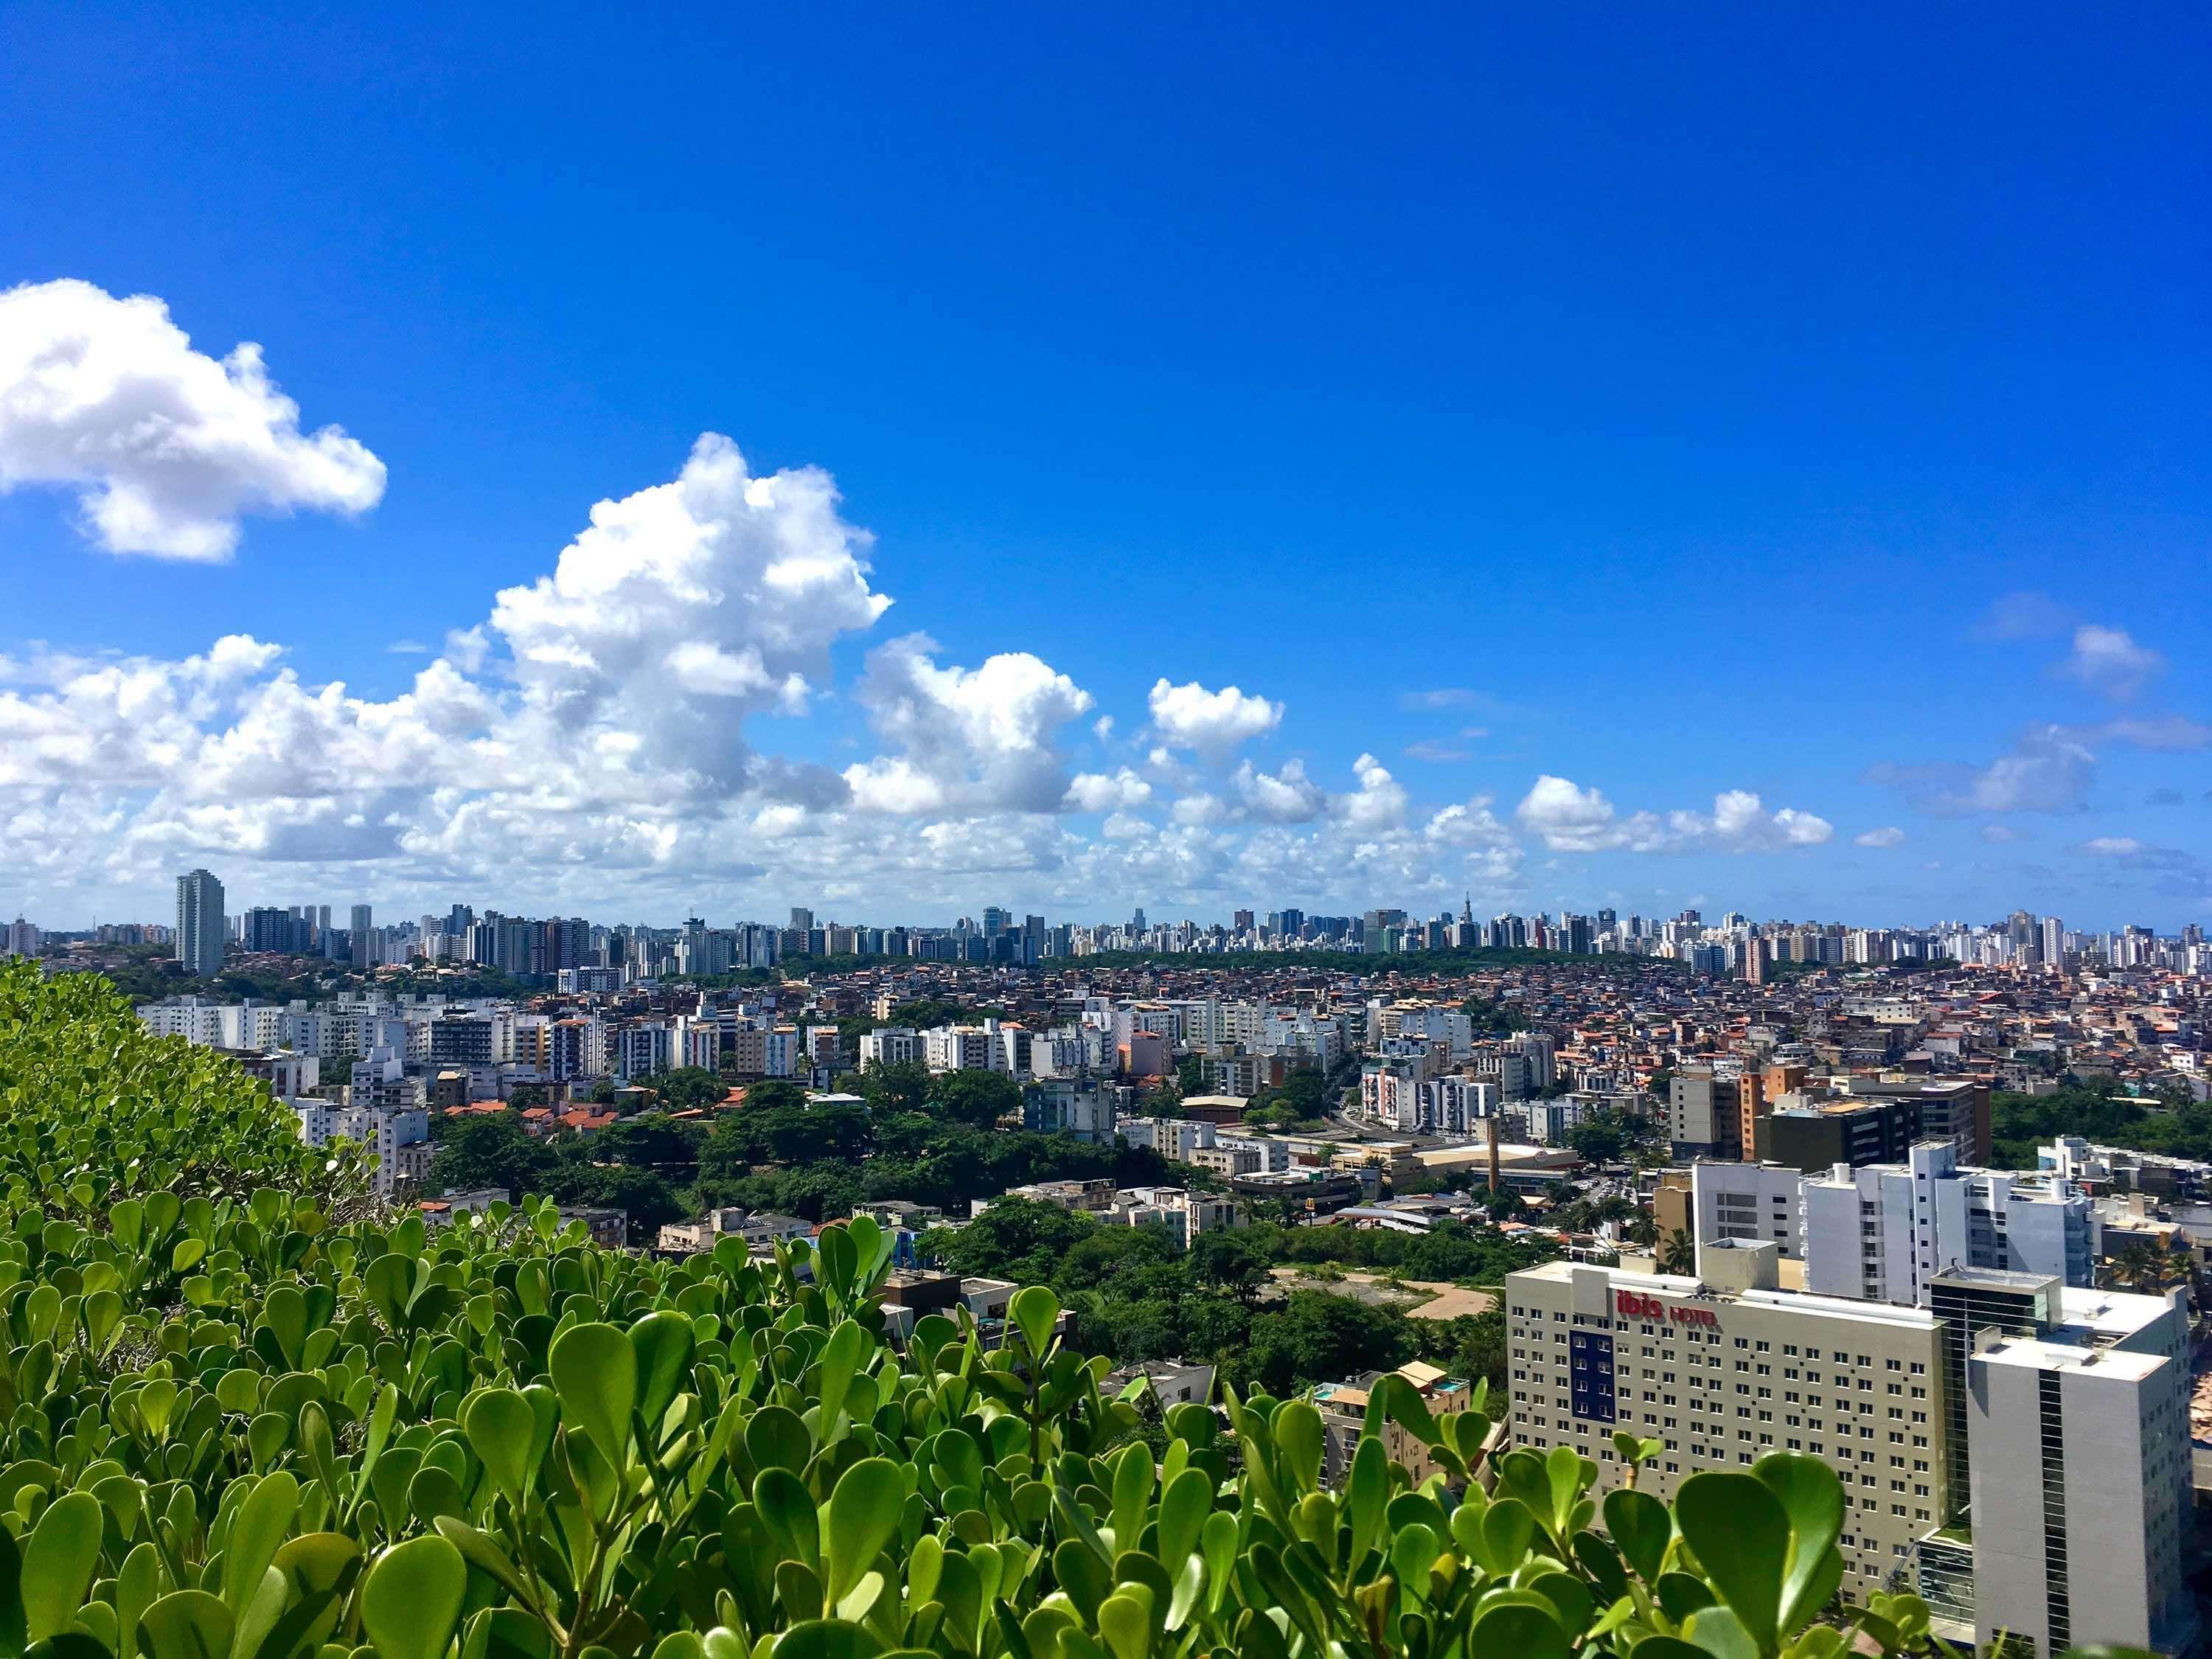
1147, 678, 1282, 759
2056, 624, 2163, 701
843, 634, 1093, 815
1062, 768, 1152, 813
1514, 776, 1832, 853
1853, 827, 1906, 848
0, 279, 385, 559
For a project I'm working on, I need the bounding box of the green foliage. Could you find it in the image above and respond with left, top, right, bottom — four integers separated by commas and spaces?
924, 1071, 1020, 1130
1988, 1085, 2212, 1169
629, 1070, 731, 1112
0, 963, 1982, 1659
0, 960, 369, 1217
930, 1210, 1558, 1399
1566, 1119, 1655, 1168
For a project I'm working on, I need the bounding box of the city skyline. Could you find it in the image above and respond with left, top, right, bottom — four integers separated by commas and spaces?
25, 871, 2202, 973
3, 8, 2208, 930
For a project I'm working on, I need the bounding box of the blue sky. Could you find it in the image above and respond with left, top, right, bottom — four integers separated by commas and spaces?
1, 1, 2207, 928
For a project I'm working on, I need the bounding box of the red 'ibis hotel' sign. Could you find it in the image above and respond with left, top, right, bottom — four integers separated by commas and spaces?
1616, 1290, 1719, 1328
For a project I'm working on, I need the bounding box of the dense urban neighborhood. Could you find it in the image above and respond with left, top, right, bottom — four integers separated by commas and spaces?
10, 878, 2212, 1650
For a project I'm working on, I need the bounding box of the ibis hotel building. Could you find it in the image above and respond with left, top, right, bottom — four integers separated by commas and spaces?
1506, 1243, 2193, 1656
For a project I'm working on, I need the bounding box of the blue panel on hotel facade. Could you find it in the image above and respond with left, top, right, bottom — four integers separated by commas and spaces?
1568, 1329, 1615, 1423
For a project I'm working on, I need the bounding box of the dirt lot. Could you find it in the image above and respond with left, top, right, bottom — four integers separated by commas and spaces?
1266, 1266, 1498, 1321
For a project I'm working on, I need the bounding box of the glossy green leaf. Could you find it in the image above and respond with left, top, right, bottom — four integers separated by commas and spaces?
1602, 1486, 1672, 1582
1468, 1601, 1570, 1659
627, 1310, 695, 1432
139, 1592, 233, 1659
1270, 1401, 1323, 1497
824, 1458, 902, 1606
22, 1490, 104, 1643
548, 1322, 635, 1462
766, 1621, 878, 1659
463, 1390, 537, 1504
1006, 1286, 1057, 1357
222, 1473, 300, 1617
1672, 1472, 1788, 1647
1753, 1452, 1845, 1630
360, 1536, 467, 1659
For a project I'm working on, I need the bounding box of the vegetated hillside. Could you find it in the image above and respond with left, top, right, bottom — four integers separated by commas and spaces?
0, 961, 1952, 1659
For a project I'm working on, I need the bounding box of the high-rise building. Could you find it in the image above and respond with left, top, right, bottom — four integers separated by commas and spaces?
1507, 1248, 2191, 1655
2039, 915, 2065, 970
175, 869, 225, 978
243, 906, 297, 953
789, 907, 814, 933
350, 905, 373, 969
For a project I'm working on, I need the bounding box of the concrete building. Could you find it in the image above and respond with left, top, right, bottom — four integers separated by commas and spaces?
1110, 1185, 1243, 1249
1847, 1079, 1992, 1167
1315, 1359, 1484, 1485
1801, 1144, 2093, 1305
860, 1026, 922, 1068
1755, 1097, 1924, 1172
1021, 1078, 1117, 1142
924, 1024, 999, 1073
1668, 1067, 1742, 1160
1964, 1303, 2193, 1656
1690, 1160, 1806, 1258
175, 868, 225, 978
1506, 1249, 2193, 1653
1508, 1248, 1946, 1598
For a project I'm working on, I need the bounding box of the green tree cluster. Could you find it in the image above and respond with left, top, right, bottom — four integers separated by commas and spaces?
1988, 1085, 2212, 1169
926, 1208, 1559, 1400
431, 1062, 1164, 1240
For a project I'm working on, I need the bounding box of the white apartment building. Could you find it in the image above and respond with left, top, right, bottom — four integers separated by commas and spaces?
675, 1015, 720, 1071
1189, 1142, 1265, 1177
1801, 1142, 2093, 1305
1220, 1132, 1290, 1173
293, 1099, 431, 1200
137, 995, 237, 1046
1026, 1028, 1098, 1079
1506, 1032, 1559, 1090
549, 1017, 605, 1081
1380, 1003, 1475, 1057
613, 1021, 674, 1082
860, 1026, 922, 1068
923, 1024, 1001, 1073
1966, 1307, 2193, 1655
763, 1026, 799, 1078
1691, 1160, 1807, 1257
1111, 1186, 1243, 1249
1357, 1065, 1495, 1135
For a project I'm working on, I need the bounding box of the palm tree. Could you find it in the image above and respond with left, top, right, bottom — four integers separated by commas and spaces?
2107, 1241, 2166, 1292
1659, 1228, 1696, 1276
1624, 1212, 1659, 1248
